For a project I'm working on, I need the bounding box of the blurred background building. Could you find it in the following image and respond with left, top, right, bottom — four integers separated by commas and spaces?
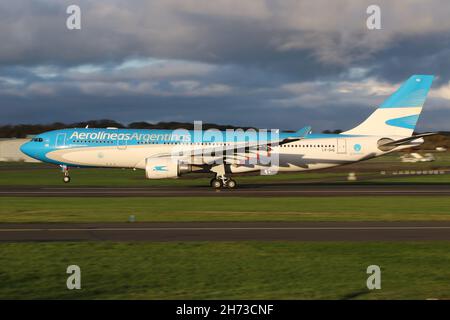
0, 138, 39, 162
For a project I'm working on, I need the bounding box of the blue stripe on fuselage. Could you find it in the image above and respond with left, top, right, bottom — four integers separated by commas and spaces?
64, 128, 282, 145
52, 128, 362, 147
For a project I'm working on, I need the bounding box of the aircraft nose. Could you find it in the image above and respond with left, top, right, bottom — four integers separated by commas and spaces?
20, 141, 34, 158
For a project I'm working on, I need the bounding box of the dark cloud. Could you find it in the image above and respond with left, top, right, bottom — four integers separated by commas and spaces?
0, 0, 450, 131
365, 32, 450, 85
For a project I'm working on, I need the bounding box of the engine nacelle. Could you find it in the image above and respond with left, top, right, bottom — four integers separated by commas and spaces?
145, 158, 191, 179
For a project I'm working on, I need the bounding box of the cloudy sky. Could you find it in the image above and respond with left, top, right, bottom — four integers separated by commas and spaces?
1, 0, 450, 131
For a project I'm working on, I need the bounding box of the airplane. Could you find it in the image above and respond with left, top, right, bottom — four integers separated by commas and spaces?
20, 74, 436, 189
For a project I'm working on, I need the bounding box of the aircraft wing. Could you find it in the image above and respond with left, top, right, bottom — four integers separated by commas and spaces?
160, 126, 312, 165
201, 125, 311, 151
198, 126, 312, 165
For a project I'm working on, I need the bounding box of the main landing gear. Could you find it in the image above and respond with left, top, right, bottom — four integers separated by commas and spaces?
210, 175, 237, 189
61, 165, 71, 183
210, 164, 236, 189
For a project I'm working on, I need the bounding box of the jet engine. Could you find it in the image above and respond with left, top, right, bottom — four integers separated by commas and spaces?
145, 157, 191, 179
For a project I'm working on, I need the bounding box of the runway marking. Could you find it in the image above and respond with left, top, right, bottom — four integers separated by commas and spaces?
2, 184, 450, 197
2, 226, 450, 232
2, 190, 450, 194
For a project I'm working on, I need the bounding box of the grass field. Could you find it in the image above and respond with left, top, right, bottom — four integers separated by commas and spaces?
0, 163, 351, 186
1, 196, 450, 222
1, 157, 450, 300
1, 241, 449, 300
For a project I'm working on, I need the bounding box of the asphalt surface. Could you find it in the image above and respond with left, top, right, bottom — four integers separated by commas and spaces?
1, 184, 450, 197
1, 222, 450, 242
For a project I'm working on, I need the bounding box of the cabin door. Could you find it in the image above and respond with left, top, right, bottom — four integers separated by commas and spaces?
55, 133, 66, 148
336, 138, 347, 154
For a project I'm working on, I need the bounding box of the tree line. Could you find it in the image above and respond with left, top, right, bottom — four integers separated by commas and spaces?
0, 119, 255, 138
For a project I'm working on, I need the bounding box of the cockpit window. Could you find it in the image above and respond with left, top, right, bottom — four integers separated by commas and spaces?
32, 138, 44, 142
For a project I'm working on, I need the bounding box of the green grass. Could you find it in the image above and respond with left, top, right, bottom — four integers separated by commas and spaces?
1, 196, 450, 223
1, 156, 450, 187
0, 162, 349, 186
1, 156, 449, 301
0, 241, 449, 299
2, 164, 450, 186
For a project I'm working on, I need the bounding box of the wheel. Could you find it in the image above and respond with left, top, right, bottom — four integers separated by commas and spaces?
210, 178, 222, 189
63, 176, 71, 183
227, 179, 237, 189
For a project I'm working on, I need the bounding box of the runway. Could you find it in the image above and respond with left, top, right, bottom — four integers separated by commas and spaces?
1, 184, 450, 197
1, 222, 450, 242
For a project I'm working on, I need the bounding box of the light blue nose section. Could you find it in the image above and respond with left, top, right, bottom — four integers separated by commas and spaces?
20, 140, 43, 161
20, 141, 32, 157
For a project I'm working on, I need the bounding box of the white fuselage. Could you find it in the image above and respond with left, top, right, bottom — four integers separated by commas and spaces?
42, 135, 401, 173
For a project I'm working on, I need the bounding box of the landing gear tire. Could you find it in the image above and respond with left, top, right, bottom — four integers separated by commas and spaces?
63, 176, 71, 183
210, 178, 222, 189
227, 179, 237, 189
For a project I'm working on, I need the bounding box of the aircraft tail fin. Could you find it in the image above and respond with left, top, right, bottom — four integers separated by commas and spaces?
343, 75, 434, 136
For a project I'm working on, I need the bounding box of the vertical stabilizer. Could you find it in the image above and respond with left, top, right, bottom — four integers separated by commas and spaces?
343, 75, 434, 136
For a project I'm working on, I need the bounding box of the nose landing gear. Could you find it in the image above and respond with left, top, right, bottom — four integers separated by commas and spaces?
61, 165, 71, 183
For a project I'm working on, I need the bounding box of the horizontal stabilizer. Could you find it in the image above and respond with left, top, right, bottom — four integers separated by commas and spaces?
380, 132, 437, 147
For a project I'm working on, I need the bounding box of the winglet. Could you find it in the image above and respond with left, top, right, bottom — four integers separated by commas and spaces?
295, 126, 312, 137
278, 126, 311, 145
